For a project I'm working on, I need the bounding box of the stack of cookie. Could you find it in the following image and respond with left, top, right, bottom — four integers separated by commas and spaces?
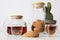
23, 31, 39, 37
32, 20, 44, 33
23, 19, 44, 37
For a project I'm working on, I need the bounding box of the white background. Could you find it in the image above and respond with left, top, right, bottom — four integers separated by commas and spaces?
0, 0, 60, 40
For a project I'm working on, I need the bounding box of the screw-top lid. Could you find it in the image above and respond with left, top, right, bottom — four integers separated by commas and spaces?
32, 2, 45, 8
11, 15, 23, 19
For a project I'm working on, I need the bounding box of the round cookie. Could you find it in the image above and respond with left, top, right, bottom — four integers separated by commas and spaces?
32, 19, 44, 32
34, 28, 41, 32
23, 31, 39, 37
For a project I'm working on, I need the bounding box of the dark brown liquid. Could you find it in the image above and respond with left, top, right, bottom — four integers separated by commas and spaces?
7, 26, 27, 35
12, 26, 22, 35
46, 25, 56, 35
22, 27, 27, 34
7, 26, 12, 35
49, 26, 56, 35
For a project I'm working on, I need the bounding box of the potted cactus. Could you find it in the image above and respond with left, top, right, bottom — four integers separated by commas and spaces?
44, 2, 56, 24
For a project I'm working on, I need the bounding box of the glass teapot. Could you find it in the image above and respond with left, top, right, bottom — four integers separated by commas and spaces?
6, 15, 27, 35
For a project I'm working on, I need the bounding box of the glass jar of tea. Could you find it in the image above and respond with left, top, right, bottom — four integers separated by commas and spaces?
45, 23, 56, 35
7, 15, 27, 35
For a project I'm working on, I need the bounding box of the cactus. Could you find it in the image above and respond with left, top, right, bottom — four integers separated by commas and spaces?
45, 2, 53, 20
46, 12, 53, 20
47, 2, 51, 12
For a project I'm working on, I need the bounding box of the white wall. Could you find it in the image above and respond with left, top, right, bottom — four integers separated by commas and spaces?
0, 0, 60, 40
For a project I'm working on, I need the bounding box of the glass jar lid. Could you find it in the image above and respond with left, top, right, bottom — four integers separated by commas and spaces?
32, 2, 45, 8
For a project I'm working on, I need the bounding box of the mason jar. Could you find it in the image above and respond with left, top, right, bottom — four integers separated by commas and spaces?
31, 2, 45, 32
32, 2, 45, 21
7, 15, 27, 35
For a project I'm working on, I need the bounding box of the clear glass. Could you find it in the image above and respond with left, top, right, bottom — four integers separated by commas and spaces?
7, 17, 27, 35
45, 24, 56, 36
32, 7, 45, 33
32, 8, 45, 21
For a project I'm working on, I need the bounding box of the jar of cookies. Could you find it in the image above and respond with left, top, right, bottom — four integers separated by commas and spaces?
7, 15, 27, 35
32, 2, 45, 33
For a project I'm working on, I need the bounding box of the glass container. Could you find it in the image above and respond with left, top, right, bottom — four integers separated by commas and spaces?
32, 2, 45, 32
45, 23, 56, 36
7, 15, 27, 35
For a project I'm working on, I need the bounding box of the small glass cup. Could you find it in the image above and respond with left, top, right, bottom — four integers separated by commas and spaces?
45, 24, 56, 36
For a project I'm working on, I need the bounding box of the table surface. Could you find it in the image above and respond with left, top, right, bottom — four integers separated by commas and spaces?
0, 29, 60, 40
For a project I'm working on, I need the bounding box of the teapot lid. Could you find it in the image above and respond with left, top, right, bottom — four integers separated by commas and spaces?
11, 15, 23, 19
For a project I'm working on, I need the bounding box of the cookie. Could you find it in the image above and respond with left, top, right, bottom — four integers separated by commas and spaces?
34, 28, 41, 32
23, 31, 39, 37
32, 19, 44, 32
